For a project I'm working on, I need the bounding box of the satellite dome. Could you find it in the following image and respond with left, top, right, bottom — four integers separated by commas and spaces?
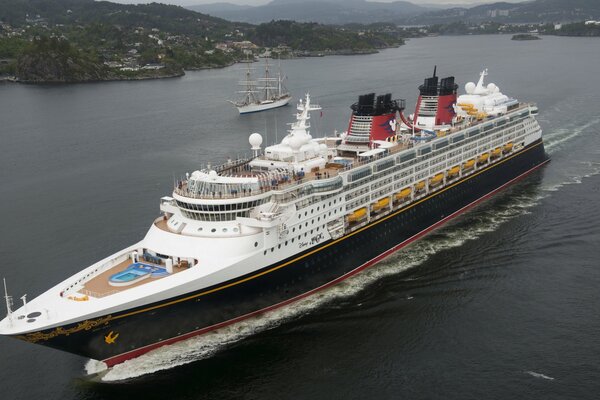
209, 170, 218, 180
487, 83, 497, 92
249, 133, 263, 150
289, 135, 304, 151
465, 82, 476, 94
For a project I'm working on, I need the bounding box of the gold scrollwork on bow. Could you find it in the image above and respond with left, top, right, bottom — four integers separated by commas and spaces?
15, 315, 113, 343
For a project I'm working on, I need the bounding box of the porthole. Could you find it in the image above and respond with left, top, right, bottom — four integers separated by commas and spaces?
222, 228, 227, 233
211, 228, 216, 233
197, 227, 203, 231
278, 244, 281, 249
233, 227, 239, 233
254, 242, 258, 247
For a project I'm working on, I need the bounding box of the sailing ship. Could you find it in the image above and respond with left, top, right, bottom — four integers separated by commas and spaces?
229, 59, 291, 114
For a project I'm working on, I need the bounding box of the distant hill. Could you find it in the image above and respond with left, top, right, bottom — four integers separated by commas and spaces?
0, 0, 240, 35
189, 0, 600, 25
188, 0, 429, 24
406, 0, 600, 24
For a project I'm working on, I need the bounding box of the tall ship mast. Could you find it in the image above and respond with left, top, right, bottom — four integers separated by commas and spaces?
0, 69, 548, 368
229, 58, 291, 114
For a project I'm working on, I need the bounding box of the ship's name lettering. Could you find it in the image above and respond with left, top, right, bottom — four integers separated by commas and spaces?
299, 233, 324, 249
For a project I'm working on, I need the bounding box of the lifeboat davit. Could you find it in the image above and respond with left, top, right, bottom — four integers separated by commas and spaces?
429, 173, 444, 187
394, 187, 412, 201
372, 197, 390, 212
447, 165, 460, 177
477, 152, 489, 164
348, 208, 367, 223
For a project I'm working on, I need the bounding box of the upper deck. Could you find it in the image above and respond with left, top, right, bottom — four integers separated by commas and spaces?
172, 103, 532, 203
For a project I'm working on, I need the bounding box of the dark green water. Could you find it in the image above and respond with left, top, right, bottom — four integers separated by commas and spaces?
0, 35, 599, 399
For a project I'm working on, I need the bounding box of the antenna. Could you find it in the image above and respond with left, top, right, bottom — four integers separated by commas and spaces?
433, 65, 437, 78
3, 278, 13, 325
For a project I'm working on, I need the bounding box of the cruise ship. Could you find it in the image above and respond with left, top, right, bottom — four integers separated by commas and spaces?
0, 69, 548, 367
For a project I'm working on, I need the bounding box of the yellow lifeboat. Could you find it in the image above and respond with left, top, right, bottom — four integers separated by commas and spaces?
394, 187, 412, 201
458, 103, 474, 109
447, 165, 460, 177
372, 197, 390, 211
503, 142, 513, 153
476, 112, 487, 120
478, 152, 489, 164
429, 173, 444, 187
348, 208, 367, 223
463, 159, 475, 170
415, 180, 426, 192
491, 148, 502, 158
467, 109, 479, 116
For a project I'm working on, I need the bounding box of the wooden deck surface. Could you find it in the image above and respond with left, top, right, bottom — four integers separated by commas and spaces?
79, 259, 186, 298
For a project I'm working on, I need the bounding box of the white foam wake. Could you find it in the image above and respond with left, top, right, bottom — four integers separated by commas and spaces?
543, 117, 600, 153
525, 370, 555, 380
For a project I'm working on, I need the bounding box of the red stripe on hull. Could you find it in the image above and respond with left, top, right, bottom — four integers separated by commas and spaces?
104, 158, 549, 367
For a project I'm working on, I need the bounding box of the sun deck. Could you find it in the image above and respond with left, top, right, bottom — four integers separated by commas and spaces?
77, 258, 188, 299
170, 103, 531, 203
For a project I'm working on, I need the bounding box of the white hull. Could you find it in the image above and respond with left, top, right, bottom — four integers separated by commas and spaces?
237, 96, 292, 114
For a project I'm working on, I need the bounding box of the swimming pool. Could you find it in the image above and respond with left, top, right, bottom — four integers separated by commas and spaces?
108, 263, 168, 286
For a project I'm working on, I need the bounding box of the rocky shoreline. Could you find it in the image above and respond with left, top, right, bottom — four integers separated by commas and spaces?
5, 47, 393, 84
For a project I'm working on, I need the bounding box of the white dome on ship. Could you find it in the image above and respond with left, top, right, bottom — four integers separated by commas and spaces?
249, 133, 263, 150
465, 82, 476, 94
487, 83, 497, 92
289, 135, 304, 151
209, 170, 218, 180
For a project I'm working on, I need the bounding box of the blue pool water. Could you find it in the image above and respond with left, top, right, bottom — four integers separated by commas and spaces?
109, 262, 167, 284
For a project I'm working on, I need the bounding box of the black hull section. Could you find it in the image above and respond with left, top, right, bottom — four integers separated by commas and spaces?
17, 140, 549, 364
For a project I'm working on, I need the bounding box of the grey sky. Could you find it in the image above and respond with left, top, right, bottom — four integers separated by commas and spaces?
111, 0, 523, 7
